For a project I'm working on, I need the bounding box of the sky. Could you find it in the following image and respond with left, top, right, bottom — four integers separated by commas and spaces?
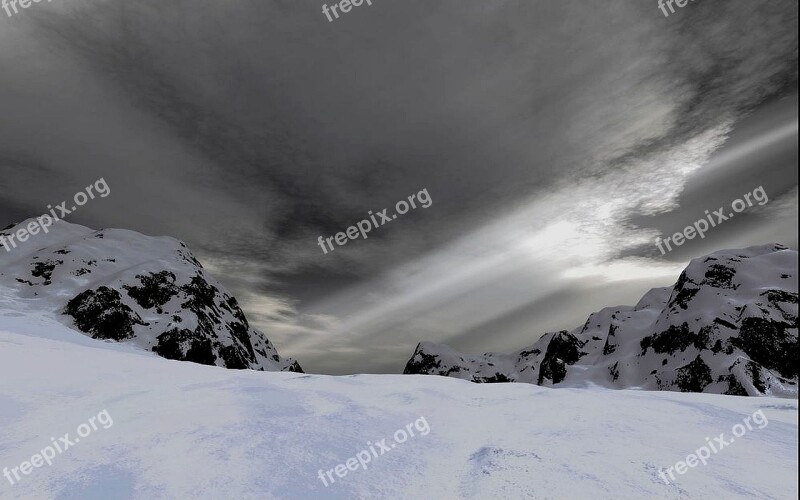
0, 0, 797, 374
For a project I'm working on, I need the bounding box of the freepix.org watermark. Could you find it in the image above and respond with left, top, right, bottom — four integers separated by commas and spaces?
2, 0, 54, 19
3, 410, 114, 486
655, 186, 768, 255
317, 416, 430, 487
321, 0, 376, 23
657, 0, 699, 17
317, 188, 432, 254
0, 178, 110, 254
658, 409, 768, 484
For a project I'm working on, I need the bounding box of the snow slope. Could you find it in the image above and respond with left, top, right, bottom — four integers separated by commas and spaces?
0, 297, 797, 499
405, 244, 798, 397
0, 219, 300, 372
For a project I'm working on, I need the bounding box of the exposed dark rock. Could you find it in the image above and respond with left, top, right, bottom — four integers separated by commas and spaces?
404, 345, 443, 374
675, 355, 713, 393
745, 360, 767, 394
538, 332, 586, 385
609, 362, 619, 381
31, 260, 62, 286
640, 322, 709, 356
285, 361, 304, 373
153, 328, 217, 366
219, 344, 250, 369
180, 275, 219, 313
702, 264, 738, 289
64, 287, 145, 340
227, 321, 255, 359
720, 373, 748, 396
730, 317, 798, 378
675, 355, 714, 392
474, 373, 514, 383
602, 323, 617, 355
124, 271, 179, 313
761, 289, 799, 322
713, 317, 737, 329
667, 271, 699, 310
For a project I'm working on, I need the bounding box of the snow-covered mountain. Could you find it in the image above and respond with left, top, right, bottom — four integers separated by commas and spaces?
0, 219, 301, 372
404, 244, 798, 397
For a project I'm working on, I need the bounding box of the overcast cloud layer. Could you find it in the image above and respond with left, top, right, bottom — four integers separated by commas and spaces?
1, 0, 797, 374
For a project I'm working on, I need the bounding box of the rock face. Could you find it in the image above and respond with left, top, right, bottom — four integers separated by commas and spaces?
404, 244, 797, 397
0, 219, 302, 372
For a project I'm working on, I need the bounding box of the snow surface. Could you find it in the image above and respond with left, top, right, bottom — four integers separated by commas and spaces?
1, 293, 797, 499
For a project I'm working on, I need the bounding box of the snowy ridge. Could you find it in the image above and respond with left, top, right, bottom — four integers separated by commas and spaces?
0, 219, 301, 372
404, 244, 798, 397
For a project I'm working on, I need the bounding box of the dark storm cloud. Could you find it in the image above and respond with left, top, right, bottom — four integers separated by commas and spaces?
1, 0, 797, 373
